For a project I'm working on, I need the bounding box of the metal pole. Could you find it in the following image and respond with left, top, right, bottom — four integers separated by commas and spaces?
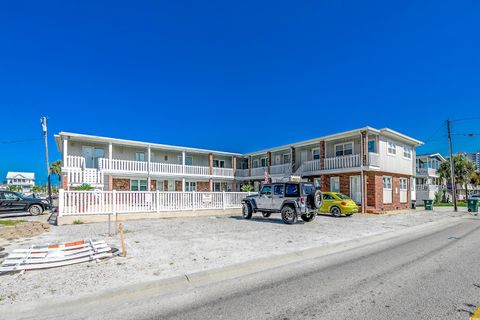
447, 120, 457, 212
41, 117, 53, 205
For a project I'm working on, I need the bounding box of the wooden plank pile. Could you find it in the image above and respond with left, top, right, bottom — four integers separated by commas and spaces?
0, 239, 113, 273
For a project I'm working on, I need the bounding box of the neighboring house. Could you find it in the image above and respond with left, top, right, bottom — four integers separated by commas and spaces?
6, 172, 35, 192
55, 126, 422, 213
415, 153, 446, 202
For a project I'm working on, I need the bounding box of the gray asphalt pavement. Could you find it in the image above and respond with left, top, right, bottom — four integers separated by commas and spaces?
156, 216, 480, 320
13, 215, 480, 320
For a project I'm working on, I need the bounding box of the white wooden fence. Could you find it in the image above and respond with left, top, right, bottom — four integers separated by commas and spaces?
59, 190, 252, 216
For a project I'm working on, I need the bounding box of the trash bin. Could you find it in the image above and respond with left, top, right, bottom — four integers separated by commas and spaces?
411, 200, 416, 209
423, 199, 433, 210
467, 199, 479, 213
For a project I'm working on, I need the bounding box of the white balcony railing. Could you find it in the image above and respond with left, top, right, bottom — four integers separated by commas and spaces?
67, 169, 104, 186
416, 184, 440, 192
324, 154, 360, 170
235, 169, 250, 177
251, 167, 267, 177
65, 156, 85, 168
269, 163, 291, 175
417, 167, 437, 176
184, 165, 210, 176
368, 152, 380, 167
300, 159, 321, 173
149, 162, 183, 175
212, 167, 234, 177
99, 158, 148, 173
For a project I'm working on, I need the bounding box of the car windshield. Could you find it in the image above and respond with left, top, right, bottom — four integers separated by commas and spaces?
335, 193, 350, 200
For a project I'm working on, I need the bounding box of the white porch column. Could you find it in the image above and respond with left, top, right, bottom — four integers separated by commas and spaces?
63, 138, 68, 167
182, 151, 186, 174
147, 145, 151, 191
182, 178, 186, 191
108, 143, 113, 170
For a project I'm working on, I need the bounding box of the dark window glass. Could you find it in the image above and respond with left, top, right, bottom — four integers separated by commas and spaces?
285, 184, 300, 197
273, 185, 284, 195
261, 185, 272, 195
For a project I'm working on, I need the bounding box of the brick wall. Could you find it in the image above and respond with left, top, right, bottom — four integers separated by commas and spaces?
112, 178, 130, 191
197, 181, 210, 192
175, 181, 182, 191
150, 180, 157, 191
366, 172, 411, 212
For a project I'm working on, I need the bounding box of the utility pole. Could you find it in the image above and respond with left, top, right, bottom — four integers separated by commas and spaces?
447, 119, 457, 212
41, 116, 52, 205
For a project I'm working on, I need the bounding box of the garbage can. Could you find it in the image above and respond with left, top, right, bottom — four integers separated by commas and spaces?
423, 200, 433, 210
411, 200, 416, 209
467, 199, 479, 213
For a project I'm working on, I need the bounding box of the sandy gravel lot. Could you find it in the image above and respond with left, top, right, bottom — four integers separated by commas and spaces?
0, 208, 466, 310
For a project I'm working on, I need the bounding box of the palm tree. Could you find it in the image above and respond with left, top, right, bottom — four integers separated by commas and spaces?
470, 171, 480, 194
50, 160, 62, 186
72, 183, 94, 191
437, 155, 476, 200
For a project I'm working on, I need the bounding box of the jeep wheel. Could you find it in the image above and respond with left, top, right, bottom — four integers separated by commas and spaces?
308, 190, 322, 209
242, 203, 253, 219
301, 213, 316, 222
330, 206, 341, 217
262, 212, 271, 218
29, 204, 43, 216
281, 205, 297, 224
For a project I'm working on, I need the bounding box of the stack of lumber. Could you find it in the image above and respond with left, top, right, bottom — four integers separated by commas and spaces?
0, 239, 112, 273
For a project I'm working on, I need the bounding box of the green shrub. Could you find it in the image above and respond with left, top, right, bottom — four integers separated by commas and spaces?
73, 219, 84, 224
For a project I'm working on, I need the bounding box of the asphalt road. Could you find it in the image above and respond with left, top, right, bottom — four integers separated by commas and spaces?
14, 215, 480, 320
154, 216, 480, 320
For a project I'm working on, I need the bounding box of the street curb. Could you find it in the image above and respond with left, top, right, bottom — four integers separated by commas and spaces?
10, 215, 466, 319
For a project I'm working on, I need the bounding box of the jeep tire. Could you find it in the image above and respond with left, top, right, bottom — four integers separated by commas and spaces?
301, 213, 316, 222
307, 190, 322, 210
281, 205, 297, 224
242, 203, 253, 219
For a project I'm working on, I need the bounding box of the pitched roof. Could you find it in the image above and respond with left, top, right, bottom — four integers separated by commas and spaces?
6, 172, 35, 180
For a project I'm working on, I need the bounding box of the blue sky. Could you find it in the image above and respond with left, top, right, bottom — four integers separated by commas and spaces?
1, 0, 480, 185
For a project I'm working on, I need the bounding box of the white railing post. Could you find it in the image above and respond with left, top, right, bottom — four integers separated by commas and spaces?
58, 189, 64, 217
156, 190, 160, 213
222, 191, 226, 210
192, 192, 196, 211
112, 190, 117, 216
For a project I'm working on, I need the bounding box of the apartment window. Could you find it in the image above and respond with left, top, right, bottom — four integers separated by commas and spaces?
403, 144, 412, 159
213, 159, 225, 168
261, 158, 267, 167
312, 148, 320, 160
135, 152, 146, 162
156, 180, 164, 191
164, 155, 168, 161
283, 153, 291, 164
383, 176, 392, 189
387, 141, 396, 155
178, 156, 193, 165
260, 185, 272, 195
335, 142, 353, 157
131, 179, 147, 191
214, 182, 222, 192
368, 139, 377, 153
253, 159, 259, 168
185, 181, 196, 192
399, 178, 408, 190
330, 177, 340, 192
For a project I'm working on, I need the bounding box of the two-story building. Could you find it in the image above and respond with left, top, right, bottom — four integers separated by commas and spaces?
5, 172, 35, 192
415, 153, 446, 202
55, 126, 422, 213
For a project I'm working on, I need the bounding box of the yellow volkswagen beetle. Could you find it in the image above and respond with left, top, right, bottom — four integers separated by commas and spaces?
320, 192, 358, 217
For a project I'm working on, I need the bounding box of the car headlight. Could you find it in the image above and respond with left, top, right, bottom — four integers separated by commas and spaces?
41, 200, 49, 204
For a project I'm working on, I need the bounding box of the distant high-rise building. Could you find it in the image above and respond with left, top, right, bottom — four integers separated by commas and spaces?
465, 152, 480, 170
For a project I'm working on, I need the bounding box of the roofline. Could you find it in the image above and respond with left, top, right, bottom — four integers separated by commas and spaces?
244, 126, 422, 156
416, 152, 447, 162
55, 132, 242, 157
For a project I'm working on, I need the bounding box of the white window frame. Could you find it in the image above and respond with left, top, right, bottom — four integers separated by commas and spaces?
334, 142, 354, 157
213, 182, 222, 192
367, 139, 377, 154
399, 178, 408, 190
387, 141, 397, 156
261, 157, 267, 167
312, 148, 320, 160
283, 153, 291, 164
253, 159, 259, 168
383, 176, 392, 190
213, 159, 225, 168
403, 144, 412, 159
330, 177, 340, 192
185, 181, 197, 192
135, 152, 146, 162
130, 179, 148, 191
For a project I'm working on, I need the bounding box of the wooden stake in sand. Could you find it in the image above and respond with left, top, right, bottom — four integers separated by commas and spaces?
119, 223, 126, 257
